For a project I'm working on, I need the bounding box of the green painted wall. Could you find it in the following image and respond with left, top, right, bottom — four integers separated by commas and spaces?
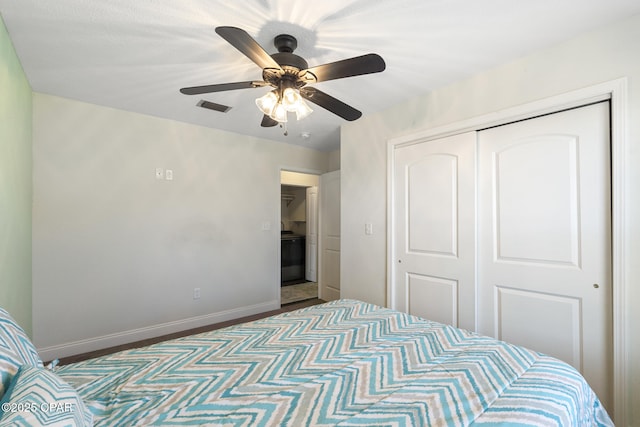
0, 15, 32, 334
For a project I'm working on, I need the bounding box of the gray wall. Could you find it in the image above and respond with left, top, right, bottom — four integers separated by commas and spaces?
32, 93, 329, 358
0, 16, 32, 334
341, 13, 640, 426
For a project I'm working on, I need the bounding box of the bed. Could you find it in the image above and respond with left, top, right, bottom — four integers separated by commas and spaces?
1, 299, 613, 426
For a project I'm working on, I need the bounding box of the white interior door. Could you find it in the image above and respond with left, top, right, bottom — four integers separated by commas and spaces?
305, 186, 318, 282
477, 102, 612, 410
392, 132, 476, 330
319, 171, 340, 301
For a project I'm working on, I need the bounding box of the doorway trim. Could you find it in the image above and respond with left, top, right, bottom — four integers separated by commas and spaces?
278, 167, 322, 306
386, 77, 628, 425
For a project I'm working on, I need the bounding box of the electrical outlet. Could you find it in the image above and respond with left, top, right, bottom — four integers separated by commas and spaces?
193, 288, 201, 300
165, 169, 173, 180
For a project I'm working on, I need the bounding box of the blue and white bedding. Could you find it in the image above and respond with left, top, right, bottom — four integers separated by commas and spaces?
2, 300, 613, 426
0, 307, 92, 426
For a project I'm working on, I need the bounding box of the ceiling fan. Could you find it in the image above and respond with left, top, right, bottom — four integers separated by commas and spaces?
180, 26, 386, 130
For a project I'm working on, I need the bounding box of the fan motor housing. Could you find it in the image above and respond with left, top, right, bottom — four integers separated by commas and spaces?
270, 34, 308, 71
274, 34, 297, 52
270, 52, 308, 71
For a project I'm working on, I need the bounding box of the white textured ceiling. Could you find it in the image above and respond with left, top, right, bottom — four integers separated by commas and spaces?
2, 1, 639, 151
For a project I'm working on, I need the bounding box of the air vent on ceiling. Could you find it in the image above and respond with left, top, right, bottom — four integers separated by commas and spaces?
197, 100, 231, 113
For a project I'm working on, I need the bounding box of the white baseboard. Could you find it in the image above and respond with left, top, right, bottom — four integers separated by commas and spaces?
37, 300, 279, 362
320, 285, 341, 302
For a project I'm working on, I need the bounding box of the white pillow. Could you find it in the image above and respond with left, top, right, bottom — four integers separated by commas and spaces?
0, 364, 93, 426
0, 307, 43, 397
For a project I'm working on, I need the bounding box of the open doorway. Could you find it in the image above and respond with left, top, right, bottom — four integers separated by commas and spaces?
280, 171, 319, 305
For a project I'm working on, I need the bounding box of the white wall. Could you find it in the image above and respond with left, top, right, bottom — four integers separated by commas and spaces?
32, 93, 328, 358
327, 149, 340, 172
341, 14, 640, 426
0, 17, 32, 334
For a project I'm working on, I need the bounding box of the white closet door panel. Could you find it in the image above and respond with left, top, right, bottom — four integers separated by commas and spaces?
478, 102, 612, 410
408, 274, 458, 326
408, 154, 457, 256
494, 135, 580, 265
392, 132, 476, 330
496, 286, 581, 368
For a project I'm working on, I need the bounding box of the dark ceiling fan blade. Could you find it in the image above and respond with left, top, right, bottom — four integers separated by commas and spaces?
260, 115, 278, 127
300, 87, 362, 121
301, 53, 385, 83
215, 26, 283, 71
180, 81, 266, 95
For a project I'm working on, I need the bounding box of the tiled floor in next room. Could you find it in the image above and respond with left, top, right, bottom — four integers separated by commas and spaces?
281, 281, 318, 305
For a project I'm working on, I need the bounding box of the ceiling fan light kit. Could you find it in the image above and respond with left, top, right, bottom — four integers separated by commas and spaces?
255, 82, 314, 123
180, 26, 385, 133
255, 91, 280, 119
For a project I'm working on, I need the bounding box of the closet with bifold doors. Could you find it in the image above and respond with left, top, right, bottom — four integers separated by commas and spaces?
390, 101, 612, 411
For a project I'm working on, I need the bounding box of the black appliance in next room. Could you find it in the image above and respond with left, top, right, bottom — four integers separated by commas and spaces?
281, 232, 305, 284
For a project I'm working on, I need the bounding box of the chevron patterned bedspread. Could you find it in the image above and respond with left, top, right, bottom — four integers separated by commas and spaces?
55, 299, 613, 426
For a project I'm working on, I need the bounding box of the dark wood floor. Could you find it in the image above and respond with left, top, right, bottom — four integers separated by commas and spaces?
56, 298, 324, 366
